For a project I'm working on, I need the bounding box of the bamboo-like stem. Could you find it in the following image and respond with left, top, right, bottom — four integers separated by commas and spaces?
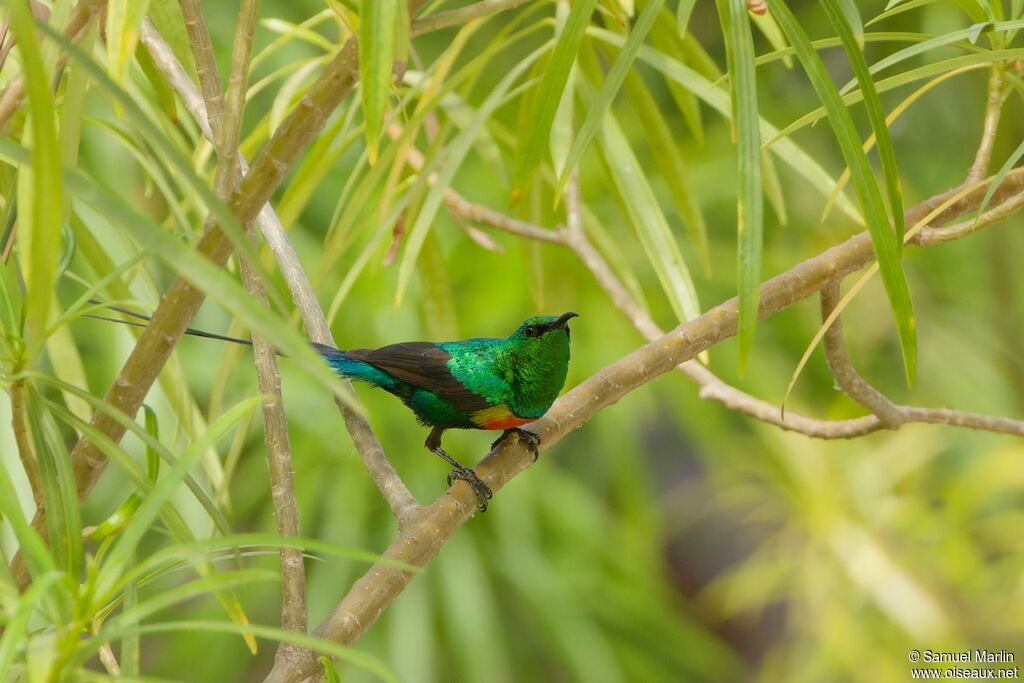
10, 379, 45, 509
179, 0, 224, 142
263, 171, 1024, 683
183, 0, 311, 664
138, 19, 420, 526
965, 64, 1005, 184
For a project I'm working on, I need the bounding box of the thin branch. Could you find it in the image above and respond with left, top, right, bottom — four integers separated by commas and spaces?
10, 379, 45, 509
139, 19, 420, 527
965, 64, 1005, 184
821, 282, 907, 426
411, 0, 533, 36
264, 172, 1024, 683
914, 182, 1024, 246
820, 282, 1024, 436
564, 175, 883, 439
445, 190, 566, 244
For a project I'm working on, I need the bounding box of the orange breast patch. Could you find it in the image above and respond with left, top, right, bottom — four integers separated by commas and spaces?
471, 405, 533, 431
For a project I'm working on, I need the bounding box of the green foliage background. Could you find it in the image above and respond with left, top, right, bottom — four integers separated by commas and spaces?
1, 0, 1024, 681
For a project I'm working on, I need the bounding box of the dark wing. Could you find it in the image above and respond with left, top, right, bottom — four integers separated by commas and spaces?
345, 342, 493, 412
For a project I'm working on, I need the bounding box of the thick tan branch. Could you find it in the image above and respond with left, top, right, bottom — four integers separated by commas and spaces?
266, 171, 1024, 683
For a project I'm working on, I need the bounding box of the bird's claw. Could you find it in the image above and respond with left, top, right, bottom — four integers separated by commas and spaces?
447, 466, 493, 512
491, 427, 541, 462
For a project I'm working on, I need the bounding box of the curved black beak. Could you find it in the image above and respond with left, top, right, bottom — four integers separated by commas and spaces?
549, 311, 579, 330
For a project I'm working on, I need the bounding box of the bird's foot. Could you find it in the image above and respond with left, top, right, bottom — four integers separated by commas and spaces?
447, 466, 493, 512
491, 427, 541, 462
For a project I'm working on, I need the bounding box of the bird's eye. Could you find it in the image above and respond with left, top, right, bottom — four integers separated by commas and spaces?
525, 325, 539, 338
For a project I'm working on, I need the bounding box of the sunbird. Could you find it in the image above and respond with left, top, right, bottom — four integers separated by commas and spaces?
87, 301, 578, 510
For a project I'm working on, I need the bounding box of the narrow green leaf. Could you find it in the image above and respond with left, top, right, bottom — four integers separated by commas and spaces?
26, 387, 83, 578
621, 70, 711, 274
831, 0, 864, 47
556, 0, 665, 199
751, 11, 793, 68
107, 569, 277, 631
678, 0, 698, 34
719, 0, 763, 372
143, 405, 161, 482
95, 395, 263, 601
322, 657, 342, 683
649, 9, 704, 142
514, 0, 597, 193
105, 0, 153, 84
768, 0, 916, 384
838, 20, 1024, 95
595, 98, 700, 321
394, 0, 411, 63
549, 60, 576, 177
360, 0, 397, 164
582, 203, 652, 311
90, 621, 399, 683
135, 39, 179, 121
9, 0, 63, 358
148, 0, 199, 81
762, 149, 787, 225
36, 376, 233, 549
119, 548, 140, 677
822, 0, 905, 243
870, 0, 945, 26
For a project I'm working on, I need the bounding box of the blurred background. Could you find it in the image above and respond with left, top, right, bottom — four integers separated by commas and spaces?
2, 0, 1024, 681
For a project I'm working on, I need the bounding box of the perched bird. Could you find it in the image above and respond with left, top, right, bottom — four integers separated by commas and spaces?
87, 301, 578, 510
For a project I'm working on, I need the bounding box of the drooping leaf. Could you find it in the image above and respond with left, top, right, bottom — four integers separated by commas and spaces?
10, 0, 63, 358
556, 0, 664, 199
514, 0, 598, 193
360, 0, 397, 164
822, 0, 904, 245
105, 0, 153, 84
768, 0, 917, 385
718, 0, 763, 372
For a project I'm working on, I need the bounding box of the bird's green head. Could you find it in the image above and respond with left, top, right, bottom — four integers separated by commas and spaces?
508, 312, 578, 348
504, 312, 577, 416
